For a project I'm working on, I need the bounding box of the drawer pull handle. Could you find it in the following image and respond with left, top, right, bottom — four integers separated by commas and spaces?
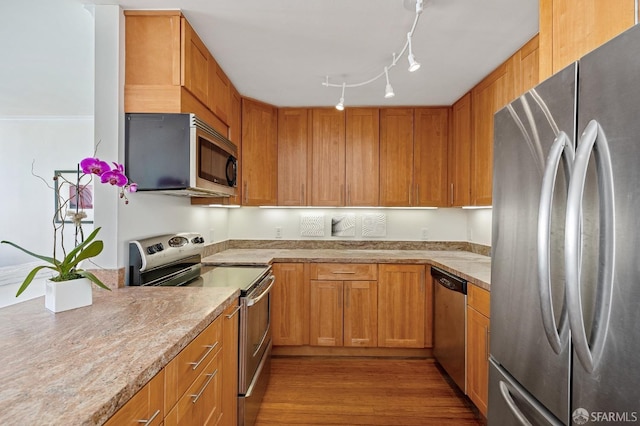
189, 342, 219, 370
191, 369, 219, 404
333, 271, 357, 274
225, 305, 241, 319
137, 409, 160, 425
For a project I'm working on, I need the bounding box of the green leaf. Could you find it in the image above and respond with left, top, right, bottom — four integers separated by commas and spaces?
65, 241, 103, 271
64, 227, 101, 264
15, 265, 54, 297
1, 241, 60, 267
78, 270, 111, 291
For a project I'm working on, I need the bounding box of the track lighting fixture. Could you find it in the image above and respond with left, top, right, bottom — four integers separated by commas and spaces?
322, 0, 426, 108
336, 83, 345, 111
407, 32, 421, 72
384, 67, 395, 98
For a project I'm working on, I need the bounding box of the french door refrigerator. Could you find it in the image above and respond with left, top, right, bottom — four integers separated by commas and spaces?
489, 23, 640, 425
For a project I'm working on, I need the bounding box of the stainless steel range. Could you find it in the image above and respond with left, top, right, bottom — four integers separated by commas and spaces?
128, 232, 273, 426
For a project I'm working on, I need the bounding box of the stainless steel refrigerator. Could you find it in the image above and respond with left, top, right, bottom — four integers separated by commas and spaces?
489, 23, 640, 425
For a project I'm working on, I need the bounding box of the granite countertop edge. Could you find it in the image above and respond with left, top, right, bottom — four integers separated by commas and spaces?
203, 249, 491, 291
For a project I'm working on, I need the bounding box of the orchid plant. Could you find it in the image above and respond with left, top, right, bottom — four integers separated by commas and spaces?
1, 157, 137, 297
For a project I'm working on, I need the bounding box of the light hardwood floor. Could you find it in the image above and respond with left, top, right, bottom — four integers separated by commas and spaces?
255, 357, 485, 426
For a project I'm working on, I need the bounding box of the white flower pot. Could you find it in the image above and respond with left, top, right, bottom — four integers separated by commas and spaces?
45, 278, 93, 313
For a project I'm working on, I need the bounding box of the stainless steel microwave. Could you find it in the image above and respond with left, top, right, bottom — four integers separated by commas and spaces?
125, 113, 237, 197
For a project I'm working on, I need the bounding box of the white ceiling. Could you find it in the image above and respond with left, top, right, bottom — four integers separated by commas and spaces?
1, 0, 538, 116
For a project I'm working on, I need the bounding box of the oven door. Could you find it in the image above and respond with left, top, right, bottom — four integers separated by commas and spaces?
239, 273, 274, 394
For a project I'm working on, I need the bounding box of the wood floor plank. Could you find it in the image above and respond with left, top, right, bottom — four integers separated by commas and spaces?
255, 358, 484, 426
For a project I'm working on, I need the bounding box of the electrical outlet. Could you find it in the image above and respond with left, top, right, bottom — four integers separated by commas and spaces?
275, 227, 282, 239
421, 228, 429, 240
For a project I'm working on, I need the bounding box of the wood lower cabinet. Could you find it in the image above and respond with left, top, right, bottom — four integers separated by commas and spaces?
272, 263, 309, 345
165, 315, 224, 425
221, 302, 239, 426
309, 263, 378, 347
377, 264, 429, 348
466, 285, 491, 417
242, 98, 278, 205
104, 370, 164, 426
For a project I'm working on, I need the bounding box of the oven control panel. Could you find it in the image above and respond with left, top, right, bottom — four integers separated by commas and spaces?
129, 232, 205, 272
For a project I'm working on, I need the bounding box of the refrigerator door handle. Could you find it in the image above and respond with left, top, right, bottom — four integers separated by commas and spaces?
537, 131, 573, 354
499, 381, 534, 426
565, 119, 616, 373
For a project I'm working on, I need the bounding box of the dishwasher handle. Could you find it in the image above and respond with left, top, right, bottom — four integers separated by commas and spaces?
431, 266, 467, 294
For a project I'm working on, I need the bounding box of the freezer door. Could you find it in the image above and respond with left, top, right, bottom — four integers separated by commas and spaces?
490, 64, 576, 424
570, 23, 640, 417
489, 358, 563, 426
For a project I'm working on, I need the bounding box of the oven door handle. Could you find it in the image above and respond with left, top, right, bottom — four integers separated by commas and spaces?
246, 275, 275, 307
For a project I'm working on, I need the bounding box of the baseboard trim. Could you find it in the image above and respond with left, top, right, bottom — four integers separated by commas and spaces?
272, 345, 433, 358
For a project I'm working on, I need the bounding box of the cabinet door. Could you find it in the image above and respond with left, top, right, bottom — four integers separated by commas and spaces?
414, 108, 449, 207
181, 18, 209, 105
208, 57, 231, 125
311, 108, 346, 206
539, 0, 635, 79
221, 302, 239, 426
377, 264, 426, 348
278, 109, 311, 206
226, 87, 242, 205
515, 35, 539, 96
467, 306, 490, 417
380, 108, 414, 206
450, 93, 472, 207
271, 263, 309, 345
345, 108, 379, 206
344, 281, 378, 347
241, 98, 278, 206
471, 60, 514, 206
105, 370, 164, 426
309, 280, 343, 346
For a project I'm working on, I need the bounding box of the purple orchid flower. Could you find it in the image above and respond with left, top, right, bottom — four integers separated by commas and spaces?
80, 157, 110, 176
100, 163, 129, 187
127, 183, 138, 193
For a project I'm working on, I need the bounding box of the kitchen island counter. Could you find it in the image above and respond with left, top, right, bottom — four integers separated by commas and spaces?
203, 249, 491, 291
0, 285, 239, 425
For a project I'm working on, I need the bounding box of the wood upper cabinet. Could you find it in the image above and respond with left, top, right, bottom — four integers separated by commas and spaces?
345, 108, 380, 206
380, 108, 414, 206
467, 285, 491, 417
124, 11, 229, 133
471, 59, 515, 206
182, 19, 209, 104
311, 108, 346, 206
514, 35, 540, 96
104, 370, 164, 426
272, 263, 309, 346
221, 302, 239, 426
241, 98, 278, 206
208, 56, 231, 125
227, 87, 242, 205
449, 93, 472, 207
539, 0, 636, 80
278, 109, 311, 206
377, 264, 427, 348
414, 108, 449, 207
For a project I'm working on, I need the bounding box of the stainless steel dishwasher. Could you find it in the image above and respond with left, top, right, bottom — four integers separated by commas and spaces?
432, 266, 467, 393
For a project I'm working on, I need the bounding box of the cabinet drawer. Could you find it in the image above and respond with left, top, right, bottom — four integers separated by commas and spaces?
165, 350, 223, 426
105, 370, 164, 426
165, 315, 223, 410
311, 263, 377, 281
468, 285, 490, 318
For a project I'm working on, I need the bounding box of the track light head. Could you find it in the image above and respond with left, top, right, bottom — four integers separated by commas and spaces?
408, 54, 421, 72
336, 97, 345, 110
385, 83, 395, 98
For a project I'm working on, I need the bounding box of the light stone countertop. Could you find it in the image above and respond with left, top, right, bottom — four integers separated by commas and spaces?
202, 249, 491, 291
0, 286, 239, 426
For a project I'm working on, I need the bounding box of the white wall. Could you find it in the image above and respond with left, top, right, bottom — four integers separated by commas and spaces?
466, 208, 492, 246
228, 207, 468, 241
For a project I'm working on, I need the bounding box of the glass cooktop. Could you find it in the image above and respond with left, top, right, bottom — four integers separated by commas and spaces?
187, 265, 271, 293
